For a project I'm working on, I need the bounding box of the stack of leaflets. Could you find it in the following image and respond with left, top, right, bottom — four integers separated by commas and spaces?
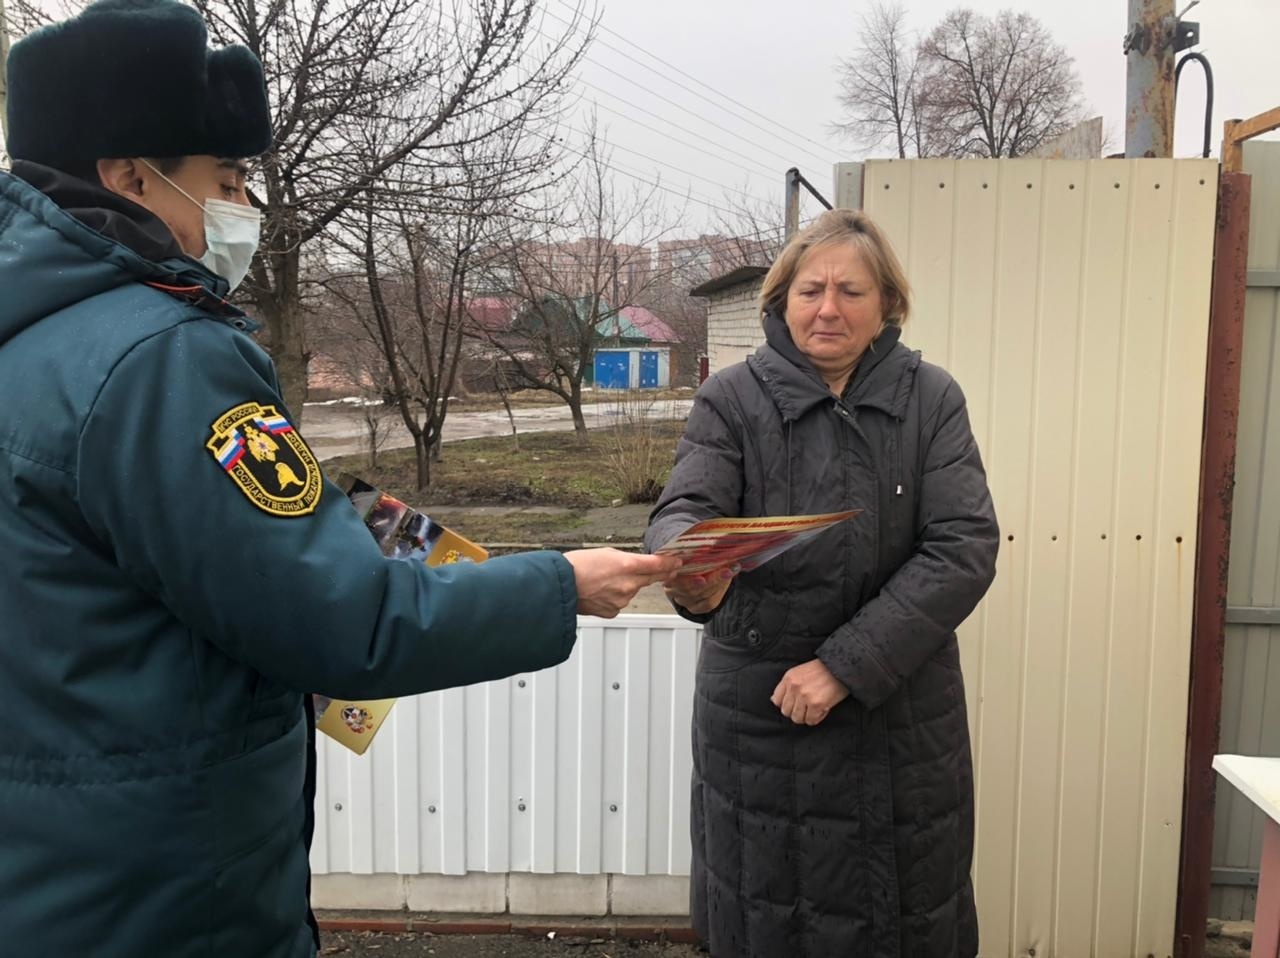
653, 510, 860, 574
313, 473, 487, 755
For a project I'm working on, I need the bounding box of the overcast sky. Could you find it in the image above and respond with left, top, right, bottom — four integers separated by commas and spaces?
569, 0, 1277, 229
5, 0, 1274, 236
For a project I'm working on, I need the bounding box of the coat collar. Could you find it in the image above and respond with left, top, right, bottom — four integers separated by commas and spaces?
748, 308, 918, 422
4, 162, 256, 331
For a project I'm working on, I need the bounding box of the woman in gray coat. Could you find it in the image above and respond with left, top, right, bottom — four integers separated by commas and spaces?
647, 209, 999, 957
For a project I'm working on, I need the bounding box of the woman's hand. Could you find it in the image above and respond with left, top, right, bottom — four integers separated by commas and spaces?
664, 565, 738, 615
771, 659, 850, 726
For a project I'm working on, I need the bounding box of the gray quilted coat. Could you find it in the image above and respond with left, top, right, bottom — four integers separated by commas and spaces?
646, 314, 999, 957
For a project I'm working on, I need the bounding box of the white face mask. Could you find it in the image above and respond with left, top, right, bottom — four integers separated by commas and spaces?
142, 160, 261, 293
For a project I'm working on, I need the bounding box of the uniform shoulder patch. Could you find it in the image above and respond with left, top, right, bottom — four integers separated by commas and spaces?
206, 402, 323, 517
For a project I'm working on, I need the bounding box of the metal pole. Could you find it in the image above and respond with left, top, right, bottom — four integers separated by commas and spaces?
784, 168, 800, 242
0, 0, 10, 149
1175, 169, 1250, 958
1124, 0, 1176, 157
611, 249, 619, 311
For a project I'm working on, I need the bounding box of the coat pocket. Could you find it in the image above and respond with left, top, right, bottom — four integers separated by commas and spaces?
208, 797, 311, 955
697, 625, 778, 673
206, 720, 312, 954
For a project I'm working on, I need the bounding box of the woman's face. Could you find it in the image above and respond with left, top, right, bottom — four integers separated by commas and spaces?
784, 242, 885, 379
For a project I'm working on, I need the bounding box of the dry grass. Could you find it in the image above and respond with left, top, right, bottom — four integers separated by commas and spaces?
326, 422, 685, 513
603, 390, 682, 503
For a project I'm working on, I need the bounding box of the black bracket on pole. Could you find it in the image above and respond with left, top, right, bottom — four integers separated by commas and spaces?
1174, 19, 1200, 52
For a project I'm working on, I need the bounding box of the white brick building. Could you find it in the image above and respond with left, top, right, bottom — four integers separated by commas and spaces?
689, 265, 768, 376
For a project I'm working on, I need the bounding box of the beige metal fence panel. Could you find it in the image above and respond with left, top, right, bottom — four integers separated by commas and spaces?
864, 156, 1219, 958
1211, 139, 1280, 921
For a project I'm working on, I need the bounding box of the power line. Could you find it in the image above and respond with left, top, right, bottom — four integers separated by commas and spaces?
349, 49, 784, 235
597, 130, 771, 196
570, 50, 826, 181
522, 17, 829, 181
535, 97, 780, 218
579, 78, 782, 181
554, 0, 842, 161
571, 66, 812, 174
513, 10, 830, 180
433, 6, 797, 206
543, 2, 842, 167
559, 136, 773, 222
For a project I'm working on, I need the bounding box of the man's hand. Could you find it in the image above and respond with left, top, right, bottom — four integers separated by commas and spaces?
664, 566, 738, 615
564, 549, 682, 618
770, 659, 849, 726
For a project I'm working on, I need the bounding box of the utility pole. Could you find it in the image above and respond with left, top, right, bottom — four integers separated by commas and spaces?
1123, 0, 1176, 157
784, 168, 801, 241
783, 168, 832, 242
611, 248, 619, 313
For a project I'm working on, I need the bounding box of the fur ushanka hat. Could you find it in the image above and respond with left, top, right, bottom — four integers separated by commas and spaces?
5, 0, 272, 176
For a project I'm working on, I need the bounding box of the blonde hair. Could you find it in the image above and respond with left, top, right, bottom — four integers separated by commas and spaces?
759, 209, 911, 327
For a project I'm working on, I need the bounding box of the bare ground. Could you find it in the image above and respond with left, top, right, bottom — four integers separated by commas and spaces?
321, 926, 1252, 958
320, 931, 700, 958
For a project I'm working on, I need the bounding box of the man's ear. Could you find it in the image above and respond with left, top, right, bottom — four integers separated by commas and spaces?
96, 158, 147, 201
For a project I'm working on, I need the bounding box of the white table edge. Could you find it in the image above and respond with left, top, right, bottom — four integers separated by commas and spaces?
1213, 753, 1280, 827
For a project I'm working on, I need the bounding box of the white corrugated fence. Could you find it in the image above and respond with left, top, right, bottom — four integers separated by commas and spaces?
312, 616, 702, 878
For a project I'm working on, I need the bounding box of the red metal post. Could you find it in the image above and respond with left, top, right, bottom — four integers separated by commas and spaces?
1175, 170, 1252, 958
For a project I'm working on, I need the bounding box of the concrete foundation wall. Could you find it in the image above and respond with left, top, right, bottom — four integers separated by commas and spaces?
312, 873, 690, 917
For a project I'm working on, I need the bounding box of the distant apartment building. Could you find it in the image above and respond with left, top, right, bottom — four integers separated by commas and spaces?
475, 234, 766, 303
493, 237, 656, 301
657, 234, 773, 291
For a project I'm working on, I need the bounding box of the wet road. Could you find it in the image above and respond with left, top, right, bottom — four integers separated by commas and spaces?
302, 398, 694, 461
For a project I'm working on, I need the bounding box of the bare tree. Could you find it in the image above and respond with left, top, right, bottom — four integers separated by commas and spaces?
834, 6, 1087, 159
192, 0, 594, 421
480, 128, 674, 434
915, 8, 1086, 158
713, 193, 784, 270
328, 93, 569, 490
324, 203, 471, 489
633, 282, 702, 387
309, 274, 400, 468
1, 0, 57, 156
491, 358, 520, 451
625, 190, 781, 387
832, 1, 921, 158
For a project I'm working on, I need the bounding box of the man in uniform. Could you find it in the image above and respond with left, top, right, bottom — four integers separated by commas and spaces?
0, 1, 679, 954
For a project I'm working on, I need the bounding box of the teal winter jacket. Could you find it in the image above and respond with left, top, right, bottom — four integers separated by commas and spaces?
0, 164, 579, 956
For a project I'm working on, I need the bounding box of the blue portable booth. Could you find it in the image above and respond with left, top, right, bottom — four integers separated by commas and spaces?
592, 348, 670, 389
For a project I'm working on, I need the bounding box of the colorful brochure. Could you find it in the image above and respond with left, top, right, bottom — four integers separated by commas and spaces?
654, 510, 860, 575
313, 473, 487, 755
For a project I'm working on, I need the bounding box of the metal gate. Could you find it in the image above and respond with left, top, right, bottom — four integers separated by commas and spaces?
863, 156, 1219, 958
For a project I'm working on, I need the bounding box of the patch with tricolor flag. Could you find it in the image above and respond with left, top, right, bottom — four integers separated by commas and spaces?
206, 401, 322, 517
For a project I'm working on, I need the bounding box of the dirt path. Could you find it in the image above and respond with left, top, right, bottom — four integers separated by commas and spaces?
305, 399, 693, 461
321, 931, 700, 958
